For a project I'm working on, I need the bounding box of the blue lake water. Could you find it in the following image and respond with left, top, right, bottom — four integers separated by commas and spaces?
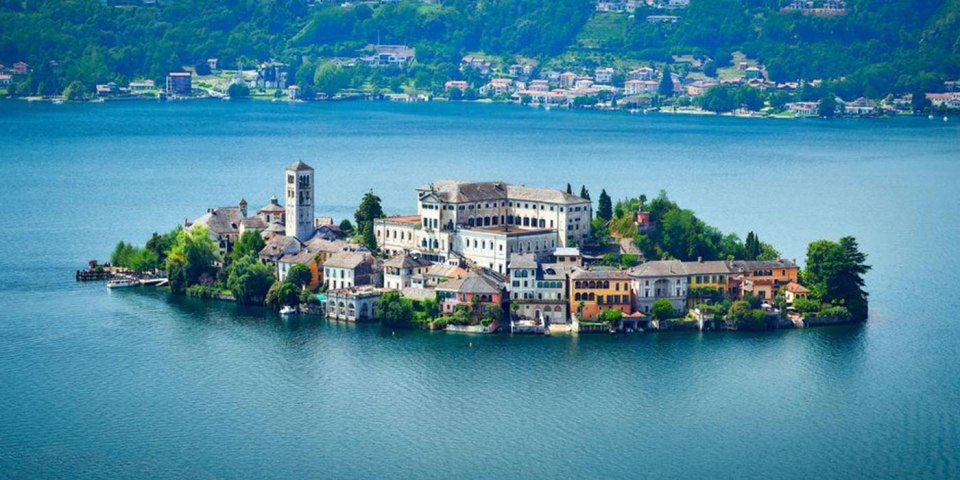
0, 100, 958, 478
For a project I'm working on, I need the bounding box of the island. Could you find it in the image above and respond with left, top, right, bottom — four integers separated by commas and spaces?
86, 161, 871, 334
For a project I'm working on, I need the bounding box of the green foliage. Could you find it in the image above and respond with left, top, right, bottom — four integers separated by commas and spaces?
819, 95, 838, 117
285, 263, 312, 288
145, 227, 180, 265
110, 241, 160, 272
728, 300, 768, 331
817, 305, 853, 320
658, 65, 673, 97
354, 190, 384, 252
231, 230, 265, 262
792, 296, 822, 314
597, 189, 612, 221
265, 280, 300, 309
226, 255, 275, 304
227, 82, 250, 98
339, 219, 355, 235
63, 81, 87, 101
185, 284, 223, 299
651, 298, 674, 321
698, 85, 737, 113
803, 236, 871, 321
599, 308, 623, 325
165, 226, 220, 293
376, 291, 415, 328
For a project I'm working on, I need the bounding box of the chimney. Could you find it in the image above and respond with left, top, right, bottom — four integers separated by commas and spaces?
697, 256, 703, 263
270, 195, 279, 206
239, 198, 248, 217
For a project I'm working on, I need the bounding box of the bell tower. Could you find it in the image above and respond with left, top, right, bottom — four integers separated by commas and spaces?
285, 160, 314, 241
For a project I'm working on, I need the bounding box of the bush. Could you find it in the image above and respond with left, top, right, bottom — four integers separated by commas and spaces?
651, 298, 674, 321
227, 83, 250, 98
817, 306, 852, 320
185, 285, 222, 299
793, 296, 821, 314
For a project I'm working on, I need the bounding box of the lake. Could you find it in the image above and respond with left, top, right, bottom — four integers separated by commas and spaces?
0, 100, 958, 479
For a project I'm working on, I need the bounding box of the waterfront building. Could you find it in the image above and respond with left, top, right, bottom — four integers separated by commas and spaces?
323, 251, 380, 290
284, 161, 314, 241
374, 180, 591, 275
258, 235, 303, 264
383, 252, 433, 290
325, 287, 382, 322
783, 281, 811, 305
185, 200, 247, 255
630, 260, 688, 315
569, 268, 633, 321
435, 272, 503, 316
507, 254, 569, 323
364, 44, 415, 66
731, 259, 799, 300
682, 259, 732, 307
165, 71, 192, 95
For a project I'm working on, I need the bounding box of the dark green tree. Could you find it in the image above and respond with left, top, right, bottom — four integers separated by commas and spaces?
286, 263, 312, 288
597, 189, 612, 221
227, 255, 275, 304
803, 236, 871, 321
227, 82, 250, 98
231, 230, 266, 262
819, 95, 838, 118
658, 66, 674, 97
579, 185, 590, 200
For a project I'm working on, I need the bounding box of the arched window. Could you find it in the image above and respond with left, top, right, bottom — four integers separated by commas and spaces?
468, 218, 475, 227
574, 293, 581, 301
539, 219, 545, 228
507, 215, 514, 225
484, 216, 490, 226
588, 292, 595, 301
523, 217, 530, 227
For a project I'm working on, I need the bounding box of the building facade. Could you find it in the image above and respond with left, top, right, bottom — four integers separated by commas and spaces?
285, 161, 314, 241
630, 260, 688, 315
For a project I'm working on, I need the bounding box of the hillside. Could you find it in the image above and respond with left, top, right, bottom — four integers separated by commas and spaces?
0, 0, 957, 99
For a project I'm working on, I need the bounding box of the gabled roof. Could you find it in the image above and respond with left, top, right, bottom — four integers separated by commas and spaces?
384, 253, 433, 269
508, 253, 538, 270
259, 235, 302, 258
324, 251, 371, 270
190, 207, 244, 237
286, 160, 313, 171
681, 260, 732, 275
630, 260, 686, 278
570, 267, 632, 280
436, 272, 502, 295
785, 282, 810, 294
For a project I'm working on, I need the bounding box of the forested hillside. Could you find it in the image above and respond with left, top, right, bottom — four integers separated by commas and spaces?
0, 0, 957, 98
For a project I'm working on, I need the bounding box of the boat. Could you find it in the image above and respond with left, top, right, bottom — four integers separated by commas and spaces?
106, 278, 138, 289
279, 305, 297, 316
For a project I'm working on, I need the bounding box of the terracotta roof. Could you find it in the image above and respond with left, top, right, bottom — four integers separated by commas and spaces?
324, 251, 371, 270
785, 282, 810, 294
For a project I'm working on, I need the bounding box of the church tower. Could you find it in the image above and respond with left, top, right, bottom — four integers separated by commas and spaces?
285, 160, 314, 241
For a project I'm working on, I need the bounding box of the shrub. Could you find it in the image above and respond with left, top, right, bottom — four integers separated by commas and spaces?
651, 298, 674, 321
817, 306, 852, 320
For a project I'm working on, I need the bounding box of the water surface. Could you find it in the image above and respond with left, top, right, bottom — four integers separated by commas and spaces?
0, 100, 958, 479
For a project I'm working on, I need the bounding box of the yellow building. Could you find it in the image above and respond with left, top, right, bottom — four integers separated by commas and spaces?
682, 260, 733, 307
569, 268, 633, 321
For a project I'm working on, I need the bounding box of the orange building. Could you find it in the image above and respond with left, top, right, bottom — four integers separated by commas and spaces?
731, 259, 799, 300
569, 268, 633, 320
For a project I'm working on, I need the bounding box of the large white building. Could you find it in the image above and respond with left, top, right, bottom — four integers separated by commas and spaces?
375, 180, 592, 275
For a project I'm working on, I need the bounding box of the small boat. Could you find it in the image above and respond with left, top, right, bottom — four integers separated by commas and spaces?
279, 305, 297, 316
106, 278, 138, 289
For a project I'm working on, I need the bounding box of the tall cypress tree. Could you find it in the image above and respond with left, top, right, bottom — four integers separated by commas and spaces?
658, 65, 674, 97
566, 183, 572, 194
580, 185, 590, 200
598, 189, 612, 221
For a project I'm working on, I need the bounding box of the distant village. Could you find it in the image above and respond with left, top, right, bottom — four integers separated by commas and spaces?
127, 160, 846, 335
4, 46, 959, 118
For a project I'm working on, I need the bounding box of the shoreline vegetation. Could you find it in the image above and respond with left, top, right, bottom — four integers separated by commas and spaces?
3, 0, 959, 119
90, 173, 872, 336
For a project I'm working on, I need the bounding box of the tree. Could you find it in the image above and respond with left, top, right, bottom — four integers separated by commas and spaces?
579, 185, 590, 200
339, 219, 355, 235
803, 236, 871, 321
482, 304, 503, 325
286, 263, 312, 288
745, 231, 761, 261
227, 82, 250, 99
227, 255, 275, 304
231, 230, 265, 262
651, 298, 674, 321
599, 308, 623, 326
265, 281, 300, 309
819, 95, 838, 118
658, 65, 674, 97
566, 183, 573, 195
376, 291, 415, 328
699, 85, 738, 113
63, 81, 87, 101
165, 226, 219, 290
728, 300, 767, 331
597, 189, 612, 221
354, 191, 384, 251
448, 86, 462, 100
